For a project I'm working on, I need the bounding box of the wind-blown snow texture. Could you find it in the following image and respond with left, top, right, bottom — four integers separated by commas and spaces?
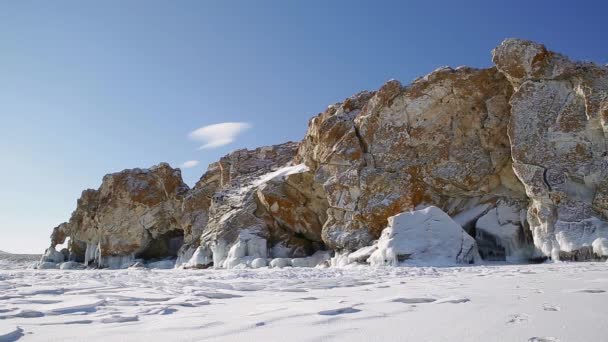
1, 256, 607, 341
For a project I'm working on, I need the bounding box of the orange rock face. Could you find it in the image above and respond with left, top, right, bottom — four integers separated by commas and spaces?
54, 163, 189, 264
297, 66, 526, 250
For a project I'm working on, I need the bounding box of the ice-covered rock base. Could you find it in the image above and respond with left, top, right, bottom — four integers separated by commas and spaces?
474, 202, 534, 262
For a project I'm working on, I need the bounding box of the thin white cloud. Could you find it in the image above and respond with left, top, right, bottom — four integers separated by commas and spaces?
188, 122, 251, 149
180, 160, 199, 168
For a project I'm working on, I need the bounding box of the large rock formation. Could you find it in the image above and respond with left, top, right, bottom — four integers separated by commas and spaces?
50, 163, 189, 267
296, 66, 528, 251
44, 38, 608, 268
183, 142, 330, 269
48, 142, 332, 269
492, 39, 608, 260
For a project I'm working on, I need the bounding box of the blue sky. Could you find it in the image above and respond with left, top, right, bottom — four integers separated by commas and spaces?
1, 0, 606, 253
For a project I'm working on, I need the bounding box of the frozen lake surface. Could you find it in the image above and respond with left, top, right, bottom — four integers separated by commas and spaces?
1, 259, 607, 341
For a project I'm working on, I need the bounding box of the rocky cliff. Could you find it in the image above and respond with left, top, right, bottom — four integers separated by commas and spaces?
43, 39, 608, 269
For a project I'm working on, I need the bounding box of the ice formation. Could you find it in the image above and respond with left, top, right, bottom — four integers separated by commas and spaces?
474, 202, 534, 262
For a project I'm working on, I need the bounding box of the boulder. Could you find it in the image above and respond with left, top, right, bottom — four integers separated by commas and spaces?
37, 262, 58, 270
290, 251, 331, 267
269, 258, 292, 268
40, 246, 65, 264
368, 206, 480, 266
251, 258, 268, 269
592, 238, 608, 258
59, 261, 84, 270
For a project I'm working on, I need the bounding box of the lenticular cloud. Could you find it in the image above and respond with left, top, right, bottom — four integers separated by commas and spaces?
180, 160, 199, 168
188, 122, 251, 149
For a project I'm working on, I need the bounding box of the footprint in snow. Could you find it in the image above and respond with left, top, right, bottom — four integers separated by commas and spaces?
528, 337, 560, 342
543, 304, 560, 312
577, 289, 605, 294
0, 326, 24, 342
434, 296, 470, 304
199, 292, 242, 299
13, 310, 44, 318
318, 307, 361, 316
391, 297, 436, 304
507, 313, 530, 324
100, 315, 139, 324
57, 320, 93, 325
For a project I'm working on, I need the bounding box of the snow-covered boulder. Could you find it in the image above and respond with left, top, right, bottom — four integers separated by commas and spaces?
592, 238, 608, 257
40, 247, 65, 264
291, 251, 331, 267
250, 258, 267, 268
347, 244, 378, 264
269, 258, 292, 268
331, 244, 379, 267
369, 207, 480, 266
37, 262, 59, 270
59, 261, 84, 270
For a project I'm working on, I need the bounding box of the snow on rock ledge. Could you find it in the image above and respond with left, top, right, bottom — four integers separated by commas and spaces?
369, 206, 480, 266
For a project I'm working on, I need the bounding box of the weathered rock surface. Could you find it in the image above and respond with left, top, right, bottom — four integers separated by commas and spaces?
297, 65, 526, 251
52, 163, 189, 267
188, 142, 332, 268
45, 38, 608, 267
493, 39, 608, 260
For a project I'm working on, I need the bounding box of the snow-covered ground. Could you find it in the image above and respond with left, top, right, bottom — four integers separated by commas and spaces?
1, 258, 607, 342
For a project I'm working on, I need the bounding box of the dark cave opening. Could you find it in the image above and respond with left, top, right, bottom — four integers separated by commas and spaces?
137, 229, 185, 260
